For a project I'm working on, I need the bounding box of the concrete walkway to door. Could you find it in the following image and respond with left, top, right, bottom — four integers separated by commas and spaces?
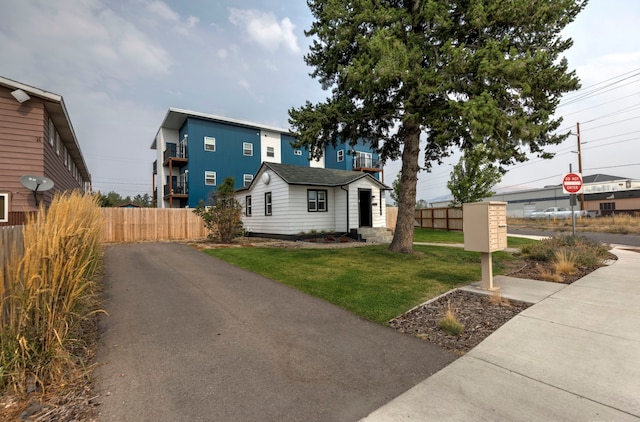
94, 243, 456, 422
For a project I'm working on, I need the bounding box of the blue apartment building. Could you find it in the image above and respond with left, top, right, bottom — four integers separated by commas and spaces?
151, 108, 382, 208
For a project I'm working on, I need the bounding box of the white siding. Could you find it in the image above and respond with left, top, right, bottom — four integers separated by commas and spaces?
237, 169, 387, 235
260, 130, 281, 163
155, 128, 178, 208
239, 168, 291, 234
309, 147, 325, 168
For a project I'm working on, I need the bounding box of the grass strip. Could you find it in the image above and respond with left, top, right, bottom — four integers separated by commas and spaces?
204, 244, 518, 324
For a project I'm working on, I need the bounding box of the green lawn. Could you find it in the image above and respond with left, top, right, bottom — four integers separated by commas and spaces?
413, 228, 537, 248
204, 240, 522, 324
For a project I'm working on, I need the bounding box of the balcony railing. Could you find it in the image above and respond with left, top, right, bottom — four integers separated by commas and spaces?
163, 140, 188, 162
163, 183, 188, 196
353, 155, 381, 169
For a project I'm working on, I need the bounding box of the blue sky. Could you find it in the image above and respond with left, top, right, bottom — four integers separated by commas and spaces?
1, 0, 639, 202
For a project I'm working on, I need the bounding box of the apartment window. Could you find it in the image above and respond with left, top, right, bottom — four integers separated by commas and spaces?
243, 174, 254, 187
204, 136, 216, 151
245, 195, 252, 216
243, 142, 253, 156
64, 147, 68, 166
337, 149, 344, 162
294, 149, 302, 156
265, 192, 272, 216
267, 146, 275, 158
205, 171, 217, 186
56, 132, 60, 155
308, 190, 327, 212
48, 119, 54, 146
0, 193, 8, 223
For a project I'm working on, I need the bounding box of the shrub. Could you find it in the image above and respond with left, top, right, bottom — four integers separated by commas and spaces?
438, 301, 464, 336
193, 177, 243, 243
0, 191, 103, 393
554, 250, 578, 275
521, 235, 609, 267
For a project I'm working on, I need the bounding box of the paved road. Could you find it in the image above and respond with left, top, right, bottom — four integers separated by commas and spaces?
508, 227, 640, 247
94, 243, 455, 421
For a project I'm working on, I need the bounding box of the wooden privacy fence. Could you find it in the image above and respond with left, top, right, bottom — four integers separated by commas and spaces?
386, 207, 463, 231
415, 207, 463, 231
101, 208, 208, 243
1, 226, 24, 290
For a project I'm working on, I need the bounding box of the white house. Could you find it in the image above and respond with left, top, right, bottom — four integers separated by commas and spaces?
236, 162, 390, 239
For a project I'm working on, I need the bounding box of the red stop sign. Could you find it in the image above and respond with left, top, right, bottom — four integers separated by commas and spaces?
563, 173, 583, 194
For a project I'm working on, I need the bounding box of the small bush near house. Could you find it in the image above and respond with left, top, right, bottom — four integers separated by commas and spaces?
0, 191, 103, 394
193, 177, 243, 243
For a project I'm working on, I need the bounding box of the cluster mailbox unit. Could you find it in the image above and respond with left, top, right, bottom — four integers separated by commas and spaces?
463, 201, 508, 290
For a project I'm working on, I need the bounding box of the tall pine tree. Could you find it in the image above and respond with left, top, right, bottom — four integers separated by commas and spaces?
289, 0, 587, 253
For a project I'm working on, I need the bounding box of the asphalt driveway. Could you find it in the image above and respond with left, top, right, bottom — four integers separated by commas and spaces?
94, 243, 455, 421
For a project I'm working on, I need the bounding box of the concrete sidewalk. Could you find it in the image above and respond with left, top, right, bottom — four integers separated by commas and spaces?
361, 246, 640, 421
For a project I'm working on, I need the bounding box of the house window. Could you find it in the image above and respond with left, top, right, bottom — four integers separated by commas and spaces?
204, 136, 216, 151
294, 149, 302, 156
48, 119, 54, 146
245, 195, 252, 216
265, 192, 272, 216
600, 202, 615, 211
266, 146, 275, 158
308, 190, 327, 212
337, 150, 344, 162
243, 174, 253, 187
243, 142, 253, 156
56, 132, 60, 155
64, 147, 68, 166
0, 193, 8, 223
205, 171, 217, 186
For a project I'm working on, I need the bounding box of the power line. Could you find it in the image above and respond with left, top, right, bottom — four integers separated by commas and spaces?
580, 114, 640, 132
561, 67, 640, 100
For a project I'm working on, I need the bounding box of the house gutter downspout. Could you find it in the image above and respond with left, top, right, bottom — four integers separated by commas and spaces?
340, 185, 349, 233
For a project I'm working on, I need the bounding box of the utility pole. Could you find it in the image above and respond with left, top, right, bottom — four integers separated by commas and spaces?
576, 122, 585, 211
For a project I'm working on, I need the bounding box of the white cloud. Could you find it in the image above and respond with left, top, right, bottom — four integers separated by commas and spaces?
145, 0, 180, 22
228, 8, 300, 53
218, 49, 229, 59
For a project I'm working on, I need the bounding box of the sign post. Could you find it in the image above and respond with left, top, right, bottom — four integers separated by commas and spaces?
563, 172, 583, 237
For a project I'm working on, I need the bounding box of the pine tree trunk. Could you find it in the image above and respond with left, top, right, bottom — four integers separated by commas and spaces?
388, 123, 420, 253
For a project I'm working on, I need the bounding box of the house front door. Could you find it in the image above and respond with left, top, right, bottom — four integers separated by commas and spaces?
358, 189, 372, 227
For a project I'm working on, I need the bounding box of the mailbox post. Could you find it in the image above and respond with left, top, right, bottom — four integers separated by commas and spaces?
463, 202, 508, 291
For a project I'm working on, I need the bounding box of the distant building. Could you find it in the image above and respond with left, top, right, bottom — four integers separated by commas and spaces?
0, 76, 91, 225
151, 108, 382, 208
429, 174, 640, 217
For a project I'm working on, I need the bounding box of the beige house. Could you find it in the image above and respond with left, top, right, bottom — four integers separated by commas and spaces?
0, 76, 91, 225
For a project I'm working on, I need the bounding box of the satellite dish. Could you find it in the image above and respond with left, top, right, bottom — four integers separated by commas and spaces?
20, 175, 54, 206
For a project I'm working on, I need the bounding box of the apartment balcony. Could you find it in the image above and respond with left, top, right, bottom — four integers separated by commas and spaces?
163, 183, 188, 199
353, 156, 382, 173
163, 141, 188, 167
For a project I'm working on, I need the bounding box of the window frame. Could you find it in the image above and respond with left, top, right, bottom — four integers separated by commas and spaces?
243, 174, 254, 187
204, 171, 217, 186
56, 132, 60, 155
245, 195, 252, 216
0, 193, 8, 223
204, 136, 216, 152
307, 189, 328, 212
266, 146, 275, 158
337, 149, 344, 162
243, 142, 253, 156
48, 119, 55, 146
265, 192, 272, 216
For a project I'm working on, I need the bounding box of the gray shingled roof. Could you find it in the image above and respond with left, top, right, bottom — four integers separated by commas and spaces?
263, 162, 389, 188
